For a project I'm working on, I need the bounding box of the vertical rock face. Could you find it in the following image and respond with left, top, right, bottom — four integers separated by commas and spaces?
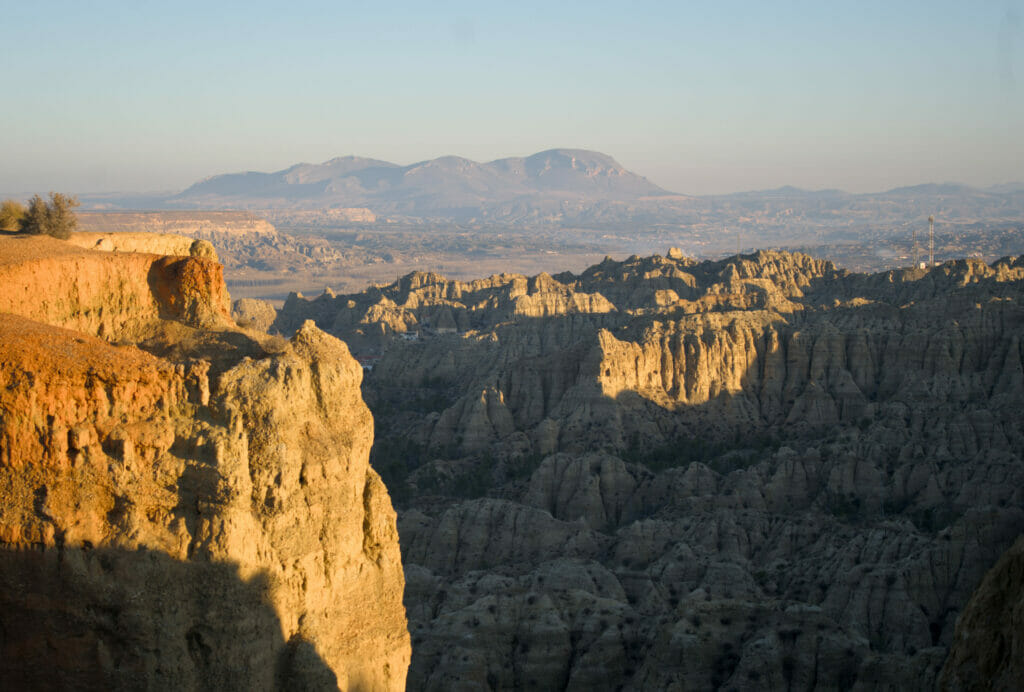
0, 237, 409, 689
0, 235, 232, 338
940, 534, 1024, 691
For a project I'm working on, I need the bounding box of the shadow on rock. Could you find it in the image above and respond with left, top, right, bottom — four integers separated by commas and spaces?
0, 544, 336, 691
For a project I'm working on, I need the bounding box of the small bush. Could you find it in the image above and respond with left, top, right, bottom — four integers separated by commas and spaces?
20, 192, 80, 239
0, 199, 26, 233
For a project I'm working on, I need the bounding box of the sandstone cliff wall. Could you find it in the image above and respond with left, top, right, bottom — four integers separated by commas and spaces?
0, 236, 230, 340
0, 236, 409, 689
67, 231, 199, 258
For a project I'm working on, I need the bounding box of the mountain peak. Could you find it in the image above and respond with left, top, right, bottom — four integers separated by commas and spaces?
526, 148, 623, 166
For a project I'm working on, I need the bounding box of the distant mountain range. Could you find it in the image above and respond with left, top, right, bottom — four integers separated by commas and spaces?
78, 148, 1024, 229
165, 149, 675, 219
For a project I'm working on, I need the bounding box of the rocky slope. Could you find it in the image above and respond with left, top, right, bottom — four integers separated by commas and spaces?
0, 236, 410, 689
277, 249, 1024, 690
940, 534, 1024, 690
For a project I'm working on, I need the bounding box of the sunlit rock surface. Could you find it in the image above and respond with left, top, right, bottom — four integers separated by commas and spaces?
0, 236, 410, 690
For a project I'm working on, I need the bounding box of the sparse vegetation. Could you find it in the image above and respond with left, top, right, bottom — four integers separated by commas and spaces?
0, 199, 26, 233
13, 193, 80, 239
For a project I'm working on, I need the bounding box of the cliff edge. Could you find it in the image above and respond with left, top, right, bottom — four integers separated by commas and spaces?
0, 236, 410, 689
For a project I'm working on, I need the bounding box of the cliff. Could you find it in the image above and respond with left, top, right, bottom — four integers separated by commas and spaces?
0, 235, 230, 340
0, 236, 410, 689
66, 231, 220, 262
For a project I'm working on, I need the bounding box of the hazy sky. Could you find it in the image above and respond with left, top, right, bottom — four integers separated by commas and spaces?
2, 0, 1021, 195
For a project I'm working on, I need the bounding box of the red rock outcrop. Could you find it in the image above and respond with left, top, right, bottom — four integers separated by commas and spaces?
0, 235, 231, 339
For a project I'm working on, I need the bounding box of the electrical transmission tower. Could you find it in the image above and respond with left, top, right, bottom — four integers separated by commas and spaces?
928, 215, 934, 267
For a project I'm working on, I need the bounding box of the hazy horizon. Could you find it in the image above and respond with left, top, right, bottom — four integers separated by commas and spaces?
2, 148, 1021, 202
3, 1, 1021, 197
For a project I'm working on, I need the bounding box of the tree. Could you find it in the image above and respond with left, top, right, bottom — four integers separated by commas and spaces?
20, 192, 80, 239
0, 199, 26, 233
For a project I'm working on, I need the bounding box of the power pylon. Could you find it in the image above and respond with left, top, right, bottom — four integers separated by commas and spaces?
928, 215, 934, 267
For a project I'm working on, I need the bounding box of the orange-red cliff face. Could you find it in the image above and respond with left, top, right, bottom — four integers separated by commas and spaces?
0, 235, 231, 339
0, 314, 188, 473
0, 236, 409, 690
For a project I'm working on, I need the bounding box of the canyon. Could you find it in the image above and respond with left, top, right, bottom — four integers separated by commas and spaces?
275, 249, 1024, 690
2, 224, 1022, 689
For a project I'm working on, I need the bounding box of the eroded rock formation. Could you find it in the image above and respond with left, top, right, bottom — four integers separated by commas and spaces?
66, 231, 217, 261
940, 534, 1024, 691
0, 236, 409, 689
278, 249, 1024, 690
232, 297, 278, 332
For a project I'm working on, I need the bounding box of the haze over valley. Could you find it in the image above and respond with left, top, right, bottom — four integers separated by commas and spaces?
71, 150, 1024, 303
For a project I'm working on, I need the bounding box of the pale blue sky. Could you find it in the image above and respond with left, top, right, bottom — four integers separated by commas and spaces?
1, 1, 1021, 195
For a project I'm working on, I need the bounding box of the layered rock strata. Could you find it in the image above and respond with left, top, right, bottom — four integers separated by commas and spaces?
0, 235, 230, 339
0, 236, 409, 689
66, 231, 210, 259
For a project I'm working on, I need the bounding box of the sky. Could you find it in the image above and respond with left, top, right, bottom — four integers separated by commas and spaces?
1, 0, 1022, 196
